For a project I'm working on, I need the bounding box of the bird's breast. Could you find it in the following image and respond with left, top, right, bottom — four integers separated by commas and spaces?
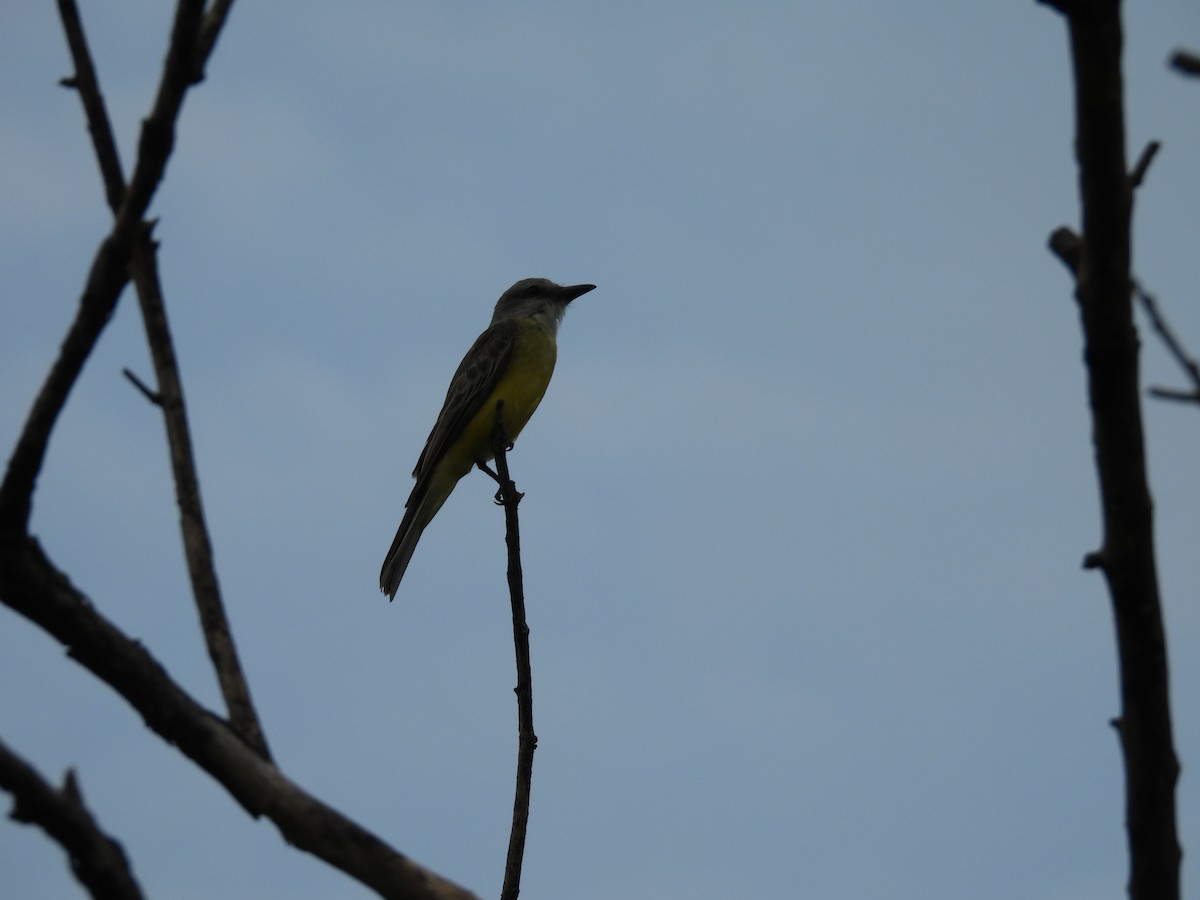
493, 320, 558, 431
450, 319, 558, 469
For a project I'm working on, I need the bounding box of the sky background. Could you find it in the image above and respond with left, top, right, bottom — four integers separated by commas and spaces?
4, 3, 1200, 899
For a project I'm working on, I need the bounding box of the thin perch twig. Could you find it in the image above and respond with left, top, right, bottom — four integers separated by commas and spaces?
488, 402, 537, 900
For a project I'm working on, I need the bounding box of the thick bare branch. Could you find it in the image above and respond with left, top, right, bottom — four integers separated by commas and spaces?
0, 536, 478, 900
0, 738, 143, 900
1041, 1, 1181, 897
3, 4, 481, 895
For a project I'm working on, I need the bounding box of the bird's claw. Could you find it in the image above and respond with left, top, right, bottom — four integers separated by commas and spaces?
494, 485, 525, 506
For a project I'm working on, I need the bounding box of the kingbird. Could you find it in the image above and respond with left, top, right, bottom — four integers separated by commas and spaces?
380, 277, 596, 598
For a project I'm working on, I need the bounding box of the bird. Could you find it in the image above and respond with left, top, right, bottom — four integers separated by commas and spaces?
380, 277, 596, 598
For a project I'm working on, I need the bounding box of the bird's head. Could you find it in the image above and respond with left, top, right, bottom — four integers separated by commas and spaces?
491, 278, 596, 332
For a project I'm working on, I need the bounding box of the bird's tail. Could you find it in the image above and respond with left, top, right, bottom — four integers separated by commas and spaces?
379, 474, 455, 599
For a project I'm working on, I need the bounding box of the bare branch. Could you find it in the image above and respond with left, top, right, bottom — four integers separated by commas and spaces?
0, 738, 143, 900
1, 1, 213, 532
489, 404, 537, 900
55, 0, 125, 210
0, 536, 479, 900
1043, 2, 1181, 897
55, 1, 270, 756
0, 240, 130, 530
5, 2, 484, 896
129, 229, 271, 759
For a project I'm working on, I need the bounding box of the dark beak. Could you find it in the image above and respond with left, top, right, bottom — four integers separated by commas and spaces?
559, 283, 596, 304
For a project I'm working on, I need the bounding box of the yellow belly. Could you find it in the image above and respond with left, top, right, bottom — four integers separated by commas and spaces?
444, 319, 557, 474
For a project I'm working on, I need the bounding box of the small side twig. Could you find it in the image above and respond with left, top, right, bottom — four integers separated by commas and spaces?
1048, 226, 1083, 274
121, 368, 162, 406
1135, 280, 1200, 404
194, 0, 236, 80
1148, 387, 1200, 404
1129, 140, 1160, 190
487, 402, 537, 900
1169, 49, 1200, 77
0, 737, 143, 900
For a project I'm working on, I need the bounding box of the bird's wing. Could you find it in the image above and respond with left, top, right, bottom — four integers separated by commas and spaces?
409, 318, 519, 494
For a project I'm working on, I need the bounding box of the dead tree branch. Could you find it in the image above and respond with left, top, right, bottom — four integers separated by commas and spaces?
0, 0, 206, 530
0, 536, 478, 900
0, 738, 144, 900
484, 403, 537, 900
55, 0, 271, 760
1, 2, 481, 896
129, 229, 272, 758
54, 0, 125, 208
1040, 1, 1182, 897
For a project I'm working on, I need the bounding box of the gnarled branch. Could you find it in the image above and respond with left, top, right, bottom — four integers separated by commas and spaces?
0, 738, 143, 900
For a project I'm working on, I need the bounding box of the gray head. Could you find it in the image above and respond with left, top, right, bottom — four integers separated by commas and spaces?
491, 278, 596, 333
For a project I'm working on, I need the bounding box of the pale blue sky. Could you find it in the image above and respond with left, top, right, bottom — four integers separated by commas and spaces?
4, 3, 1200, 898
